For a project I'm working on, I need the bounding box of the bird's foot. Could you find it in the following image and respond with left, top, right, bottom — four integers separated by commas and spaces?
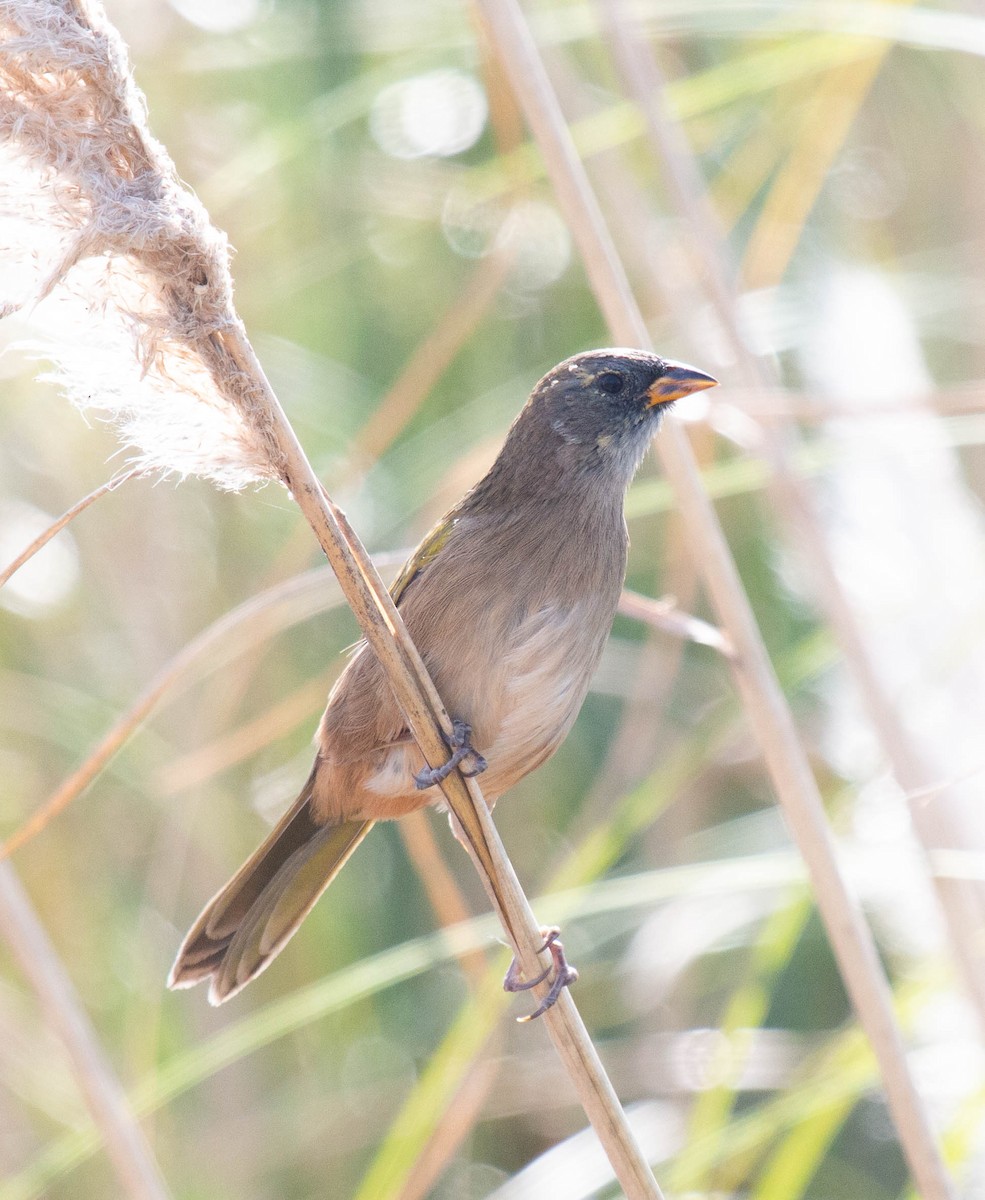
414, 719, 487, 790
504, 926, 578, 1022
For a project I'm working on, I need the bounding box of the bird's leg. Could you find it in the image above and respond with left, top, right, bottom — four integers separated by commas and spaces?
414, 718, 487, 789
504, 926, 579, 1022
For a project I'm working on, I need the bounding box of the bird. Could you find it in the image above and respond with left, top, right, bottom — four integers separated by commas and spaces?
169, 348, 717, 1006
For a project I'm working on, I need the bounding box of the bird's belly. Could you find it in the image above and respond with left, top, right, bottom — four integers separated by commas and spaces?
478, 603, 600, 795
359, 603, 603, 811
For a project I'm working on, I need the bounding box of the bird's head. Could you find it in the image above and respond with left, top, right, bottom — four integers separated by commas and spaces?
525, 348, 718, 488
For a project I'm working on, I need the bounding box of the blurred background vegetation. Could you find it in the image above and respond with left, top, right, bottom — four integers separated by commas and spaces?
3, 0, 985, 1197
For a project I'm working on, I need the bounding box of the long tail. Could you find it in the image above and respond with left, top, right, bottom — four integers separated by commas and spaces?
168, 770, 373, 1005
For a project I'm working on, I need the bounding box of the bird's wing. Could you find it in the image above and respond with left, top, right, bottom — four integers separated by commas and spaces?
389, 514, 457, 604
333, 514, 456, 661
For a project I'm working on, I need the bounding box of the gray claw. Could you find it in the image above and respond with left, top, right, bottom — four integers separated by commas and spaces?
414, 719, 487, 790
503, 928, 578, 1021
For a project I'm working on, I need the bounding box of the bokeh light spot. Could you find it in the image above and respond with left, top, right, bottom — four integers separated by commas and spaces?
169, 0, 262, 34
370, 70, 487, 160
0, 501, 79, 618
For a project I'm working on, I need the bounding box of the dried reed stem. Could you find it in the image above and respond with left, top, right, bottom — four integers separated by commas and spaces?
0, 862, 170, 1200
0, 3, 662, 1194
0, 558, 405, 861
216, 329, 665, 1200
618, 589, 732, 657
598, 0, 985, 1035
473, 1, 953, 1197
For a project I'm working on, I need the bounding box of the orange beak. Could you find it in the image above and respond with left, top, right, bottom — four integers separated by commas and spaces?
646, 360, 718, 407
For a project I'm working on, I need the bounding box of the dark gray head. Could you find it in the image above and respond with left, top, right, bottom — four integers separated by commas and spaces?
513, 348, 717, 492
463, 349, 716, 517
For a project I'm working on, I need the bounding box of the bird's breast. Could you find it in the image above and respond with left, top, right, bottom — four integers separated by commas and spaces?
475, 599, 610, 797
317, 498, 627, 819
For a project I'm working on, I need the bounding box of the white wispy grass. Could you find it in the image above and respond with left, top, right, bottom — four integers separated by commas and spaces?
0, 1, 277, 488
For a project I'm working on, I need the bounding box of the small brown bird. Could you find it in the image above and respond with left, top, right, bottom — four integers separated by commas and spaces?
169, 348, 716, 1005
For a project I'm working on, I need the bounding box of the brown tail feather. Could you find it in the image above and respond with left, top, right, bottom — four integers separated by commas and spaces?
168, 771, 373, 1004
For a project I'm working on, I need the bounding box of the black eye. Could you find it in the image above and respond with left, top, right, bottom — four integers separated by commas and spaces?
597, 371, 624, 395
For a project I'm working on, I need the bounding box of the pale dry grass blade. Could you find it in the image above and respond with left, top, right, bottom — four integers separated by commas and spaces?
740, 31, 907, 290
473, 1, 953, 1196
618, 589, 733, 657
0, 468, 141, 589
0, 558, 399, 861
0, 862, 171, 1200
799, 271, 985, 1025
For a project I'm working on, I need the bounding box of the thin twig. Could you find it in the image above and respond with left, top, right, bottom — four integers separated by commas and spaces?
0, 862, 171, 1200
474, 2, 953, 1197
0, 468, 141, 589
618, 588, 733, 657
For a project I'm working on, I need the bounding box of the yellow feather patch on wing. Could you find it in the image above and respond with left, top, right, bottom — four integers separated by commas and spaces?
389, 515, 457, 604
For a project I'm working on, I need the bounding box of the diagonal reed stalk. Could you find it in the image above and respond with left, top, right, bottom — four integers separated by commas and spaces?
0, 863, 171, 1200
0, 1, 664, 1194
598, 0, 985, 1038
0, 468, 141, 589
213, 328, 666, 1200
472, 1, 953, 1197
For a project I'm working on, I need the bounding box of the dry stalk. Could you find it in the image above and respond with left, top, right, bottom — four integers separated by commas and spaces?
618, 589, 732, 657
0, 468, 140, 588
0, 557, 398, 860
224, 334, 665, 1199
0, 862, 170, 1200
0, 2, 661, 1195
598, 0, 985, 1037
210, 244, 514, 729
472, 1, 953, 1197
